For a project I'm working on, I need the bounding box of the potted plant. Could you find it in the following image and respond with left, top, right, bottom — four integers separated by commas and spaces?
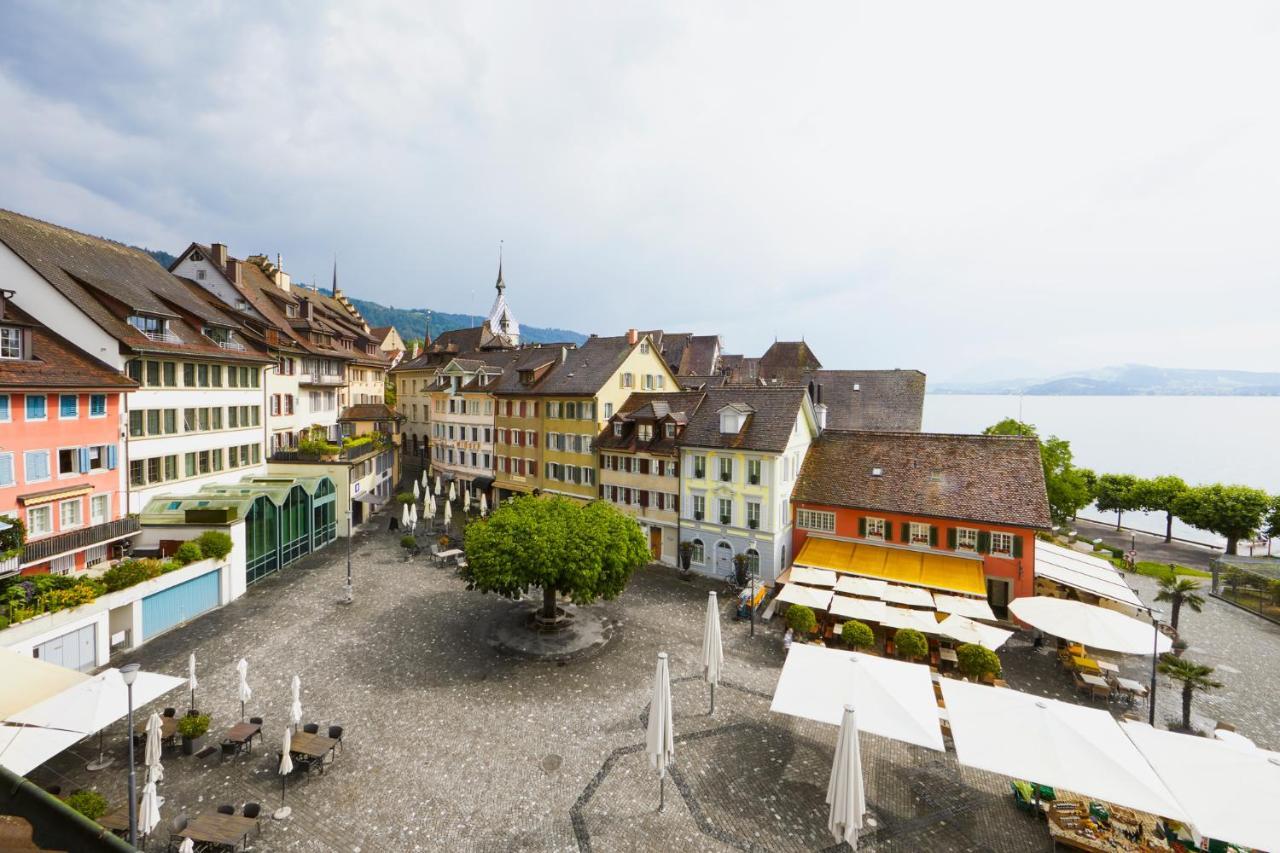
956, 643, 1003, 684
178, 713, 211, 755
64, 789, 108, 820
785, 604, 817, 640
732, 553, 750, 588
677, 541, 695, 579
400, 534, 418, 559
894, 628, 929, 663
841, 620, 875, 651
1170, 638, 1189, 657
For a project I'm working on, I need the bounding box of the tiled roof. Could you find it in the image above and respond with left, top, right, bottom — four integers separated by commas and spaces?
339, 402, 399, 421
678, 386, 810, 453
597, 391, 707, 455
0, 210, 269, 362
490, 335, 641, 396
758, 341, 822, 381
792, 430, 1051, 528
0, 302, 135, 389
808, 369, 926, 432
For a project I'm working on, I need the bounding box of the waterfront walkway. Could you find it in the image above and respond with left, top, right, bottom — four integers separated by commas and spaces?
1072, 517, 1220, 570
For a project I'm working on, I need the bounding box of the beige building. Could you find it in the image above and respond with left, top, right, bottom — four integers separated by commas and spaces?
597, 391, 706, 565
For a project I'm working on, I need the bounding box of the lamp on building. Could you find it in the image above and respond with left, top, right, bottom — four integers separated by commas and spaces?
121, 662, 141, 847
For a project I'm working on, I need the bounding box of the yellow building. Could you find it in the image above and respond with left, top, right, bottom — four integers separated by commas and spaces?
492, 332, 678, 502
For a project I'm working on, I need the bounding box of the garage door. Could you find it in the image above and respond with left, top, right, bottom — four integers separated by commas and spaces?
34, 624, 97, 673
142, 570, 220, 640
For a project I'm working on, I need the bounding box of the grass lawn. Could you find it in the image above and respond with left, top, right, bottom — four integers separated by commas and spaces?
1127, 560, 1212, 580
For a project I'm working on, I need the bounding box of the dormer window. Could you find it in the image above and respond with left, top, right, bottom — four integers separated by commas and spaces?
191, 251, 203, 262
613, 422, 623, 437
664, 423, 675, 439
638, 424, 652, 441
286, 304, 298, 318
128, 314, 178, 343
0, 326, 23, 359
720, 411, 741, 433
871, 467, 883, 477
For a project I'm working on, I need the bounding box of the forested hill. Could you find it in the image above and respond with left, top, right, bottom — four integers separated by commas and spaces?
349, 299, 588, 347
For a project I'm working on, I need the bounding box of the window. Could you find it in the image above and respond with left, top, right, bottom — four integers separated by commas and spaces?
197, 364, 209, 387
85, 445, 107, 471
27, 505, 51, 536
90, 493, 110, 525
718, 498, 732, 525
211, 365, 223, 387
147, 457, 161, 483
745, 548, 760, 576
145, 361, 160, 386
664, 423, 675, 439
991, 532, 1015, 556
0, 327, 22, 359
864, 517, 886, 540
693, 455, 706, 479
638, 424, 652, 441
0, 395, 8, 421
690, 538, 705, 564
164, 455, 177, 481
164, 409, 177, 434
127, 360, 143, 382
718, 457, 733, 482
909, 522, 933, 546
183, 408, 197, 432
25, 395, 46, 421
692, 494, 706, 520
0, 453, 13, 487
129, 459, 145, 486
643, 374, 654, 390
24, 450, 50, 482
185, 453, 196, 477
198, 408, 210, 431
604, 402, 613, 418
146, 409, 161, 435
183, 363, 195, 386
747, 501, 761, 529
212, 408, 223, 430
163, 362, 176, 386
89, 394, 107, 417
747, 459, 761, 485
58, 448, 78, 475
59, 394, 78, 418
59, 498, 82, 529
955, 527, 978, 552
797, 509, 836, 532
198, 451, 210, 474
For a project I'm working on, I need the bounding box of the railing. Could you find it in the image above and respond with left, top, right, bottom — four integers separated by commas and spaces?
270, 439, 390, 463
0, 554, 19, 579
215, 338, 246, 351
140, 329, 183, 344
302, 373, 345, 385
21, 516, 140, 565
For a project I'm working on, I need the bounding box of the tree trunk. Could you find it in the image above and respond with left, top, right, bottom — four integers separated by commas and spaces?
1170, 597, 1182, 631
1165, 512, 1174, 544
542, 586, 557, 621
1227, 536, 1239, 556
1181, 683, 1193, 731
1115, 510, 1122, 532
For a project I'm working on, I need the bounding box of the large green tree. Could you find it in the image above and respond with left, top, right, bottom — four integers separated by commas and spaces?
1094, 473, 1141, 531
462, 494, 649, 622
1266, 495, 1280, 540
1131, 475, 1188, 543
983, 419, 1093, 525
1171, 484, 1272, 556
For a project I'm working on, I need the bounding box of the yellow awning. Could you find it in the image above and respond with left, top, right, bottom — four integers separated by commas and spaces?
794, 536, 987, 597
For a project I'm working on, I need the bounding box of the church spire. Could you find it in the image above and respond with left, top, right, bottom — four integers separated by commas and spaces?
495, 240, 505, 295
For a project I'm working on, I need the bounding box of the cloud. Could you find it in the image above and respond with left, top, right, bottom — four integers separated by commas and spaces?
0, 0, 1277, 380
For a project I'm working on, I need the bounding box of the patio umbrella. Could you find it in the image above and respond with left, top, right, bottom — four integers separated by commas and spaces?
413, 480, 421, 501
187, 654, 198, 711
144, 712, 164, 785
236, 658, 251, 721
463, 489, 471, 512
1009, 597, 1172, 655
443, 501, 452, 528
448, 480, 456, 503
427, 494, 436, 518
421, 468, 429, 488
434, 475, 441, 496
274, 728, 294, 819
178, 838, 195, 853
401, 502, 410, 528
645, 652, 675, 811
937, 613, 1013, 650
289, 676, 302, 731
138, 779, 161, 840
409, 503, 418, 531
701, 592, 724, 714
827, 705, 866, 848
479, 492, 488, 517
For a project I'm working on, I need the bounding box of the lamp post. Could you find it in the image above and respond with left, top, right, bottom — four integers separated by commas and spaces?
121, 662, 140, 848
342, 500, 354, 604
1148, 608, 1163, 726
748, 539, 758, 638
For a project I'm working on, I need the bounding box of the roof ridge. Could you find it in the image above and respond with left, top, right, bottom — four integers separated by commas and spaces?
0, 208, 160, 263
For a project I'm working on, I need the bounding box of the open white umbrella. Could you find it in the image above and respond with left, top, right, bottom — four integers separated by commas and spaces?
144, 712, 164, 785
443, 501, 452, 528
827, 705, 866, 848
401, 503, 410, 528
138, 779, 161, 840
448, 480, 456, 503
479, 492, 488, 517
434, 475, 442, 496
937, 613, 1013, 650
1009, 596, 1172, 655
289, 676, 302, 731
413, 480, 421, 500
236, 658, 251, 721
187, 654, 198, 711
645, 652, 675, 811
701, 592, 724, 714
274, 728, 294, 819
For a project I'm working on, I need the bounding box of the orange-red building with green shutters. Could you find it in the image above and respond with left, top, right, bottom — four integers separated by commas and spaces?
789, 430, 1051, 616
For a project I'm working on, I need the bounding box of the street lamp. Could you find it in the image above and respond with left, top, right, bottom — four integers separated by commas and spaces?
120, 662, 141, 848
748, 539, 758, 638
341, 500, 354, 605
1148, 608, 1164, 726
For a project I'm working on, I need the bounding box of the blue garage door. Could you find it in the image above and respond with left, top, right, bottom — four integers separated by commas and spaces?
142, 571, 220, 640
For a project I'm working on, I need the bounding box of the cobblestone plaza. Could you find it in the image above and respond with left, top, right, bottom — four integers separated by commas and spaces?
28, 517, 1279, 851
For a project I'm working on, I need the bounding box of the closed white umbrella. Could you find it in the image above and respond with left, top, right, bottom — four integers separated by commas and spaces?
1009, 597, 1172, 655
187, 654, 198, 711
274, 728, 294, 819
138, 779, 161, 839
236, 658, 251, 721
427, 494, 436, 518
448, 480, 456, 503
463, 489, 471, 512
434, 475, 442, 496
645, 652, 675, 811
443, 501, 452, 528
421, 468, 429, 488
409, 503, 418, 530
289, 676, 302, 731
479, 492, 488, 517
144, 712, 163, 784
178, 838, 195, 853
401, 502, 410, 528
827, 705, 866, 848
701, 592, 724, 714
413, 480, 421, 500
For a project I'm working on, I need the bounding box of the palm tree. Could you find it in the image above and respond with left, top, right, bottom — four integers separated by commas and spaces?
1157, 656, 1221, 731
1154, 575, 1204, 631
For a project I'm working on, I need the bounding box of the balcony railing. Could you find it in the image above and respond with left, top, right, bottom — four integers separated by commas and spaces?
0, 554, 20, 579
215, 338, 246, 351
302, 373, 345, 385
140, 329, 183, 344
21, 516, 140, 565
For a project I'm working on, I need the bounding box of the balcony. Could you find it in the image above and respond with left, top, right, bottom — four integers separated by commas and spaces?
140, 329, 183, 344
302, 373, 345, 386
215, 338, 246, 351
0, 554, 19, 580
21, 516, 140, 566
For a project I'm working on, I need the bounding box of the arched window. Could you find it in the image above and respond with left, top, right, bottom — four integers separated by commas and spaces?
746, 548, 760, 576
690, 538, 705, 564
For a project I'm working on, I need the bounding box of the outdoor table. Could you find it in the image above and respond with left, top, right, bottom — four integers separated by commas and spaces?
98, 806, 130, 836
289, 731, 339, 773
178, 813, 258, 851
939, 647, 958, 663
1094, 659, 1120, 674
1071, 656, 1101, 673
435, 548, 462, 565
224, 721, 262, 753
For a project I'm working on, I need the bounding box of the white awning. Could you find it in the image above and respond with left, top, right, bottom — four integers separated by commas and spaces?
7, 668, 186, 735
0, 724, 85, 776
776, 584, 833, 612
932, 593, 998, 622
0, 648, 90, 718
834, 576, 888, 599
770, 643, 944, 751
878, 606, 942, 634
829, 595, 887, 624
1035, 541, 1145, 610
936, 614, 1013, 650
1122, 722, 1280, 852
880, 584, 935, 609
790, 566, 837, 588
941, 680, 1190, 823
1009, 597, 1171, 655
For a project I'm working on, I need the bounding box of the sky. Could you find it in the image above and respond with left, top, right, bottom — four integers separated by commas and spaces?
1, 2, 1277, 383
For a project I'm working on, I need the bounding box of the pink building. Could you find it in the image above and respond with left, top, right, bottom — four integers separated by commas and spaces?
0, 299, 137, 577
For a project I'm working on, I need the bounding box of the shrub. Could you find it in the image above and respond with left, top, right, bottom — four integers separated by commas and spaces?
172, 541, 203, 566
177, 713, 211, 739
400, 535, 417, 550
894, 628, 929, 662
64, 789, 108, 820
0, 514, 25, 561
786, 604, 817, 636
840, 620, 875, 650
957, 643, 1003, 680
44, 584, 98, 610
160, 560, 182, 574
195, 530, 233, 560
0, 615, 8, 630
396, 492, 415, 505
299, 437, 339, 456
101, 559, 164, 592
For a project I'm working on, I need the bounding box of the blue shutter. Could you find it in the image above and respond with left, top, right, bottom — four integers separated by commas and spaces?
106, 445, 118, 469
0, 455, 12, 486
78, 447, 90, 472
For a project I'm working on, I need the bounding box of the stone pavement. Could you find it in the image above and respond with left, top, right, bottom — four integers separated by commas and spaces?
27, 512, 1279, 851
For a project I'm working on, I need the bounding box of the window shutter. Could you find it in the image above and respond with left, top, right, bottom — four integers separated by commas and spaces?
858, 517, 867, 537
599, 483, 605, 498
530, 461, 537, 477
639, 459, 650, 475
883, 523, 892, 542
640, 490, 649, 508
929, 525, 939, 547
107, 445, 117, 469
674, 495, 680, 512
977, 532, 991, 554
1012, 535, 1024, 558
531, 431, 538, 447
946, 527, 956, 549
900, 522, 910, 542
78, 447, 90, 472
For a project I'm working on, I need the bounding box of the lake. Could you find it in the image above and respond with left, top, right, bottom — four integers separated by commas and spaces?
924, 395, 1280, 548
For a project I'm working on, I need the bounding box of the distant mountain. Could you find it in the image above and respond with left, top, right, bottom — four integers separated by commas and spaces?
349, 299, 588, 348
934, 364, 1280, 396
141, 248, 177, 269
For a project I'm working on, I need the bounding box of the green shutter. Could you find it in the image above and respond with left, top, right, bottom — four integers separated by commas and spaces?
946, 527, 956, 549
858, 517, 867, 537
1012, 535, 1024, 559
883, 522, 892, 542
900, 522, 910, 543
977, 532, 991, 554
929, 525, 939, 547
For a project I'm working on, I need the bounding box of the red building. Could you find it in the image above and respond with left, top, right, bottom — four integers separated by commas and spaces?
0, 298, 137, 578
790, 430, 1050, 614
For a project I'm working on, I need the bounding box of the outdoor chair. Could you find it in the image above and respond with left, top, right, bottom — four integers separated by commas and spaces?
328, 725, 344, 752
163, 708, 176, 718
220, 740, 238, 759
242, 802, 262, 833
217, 804, 235, 815
250, 716, 263, 725
303, 723, 320, 734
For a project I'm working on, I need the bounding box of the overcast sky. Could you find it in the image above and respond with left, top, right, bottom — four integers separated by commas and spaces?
1, 2, 1277, 382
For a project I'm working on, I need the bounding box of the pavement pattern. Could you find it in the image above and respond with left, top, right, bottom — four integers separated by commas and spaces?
28, 511, 1278, 851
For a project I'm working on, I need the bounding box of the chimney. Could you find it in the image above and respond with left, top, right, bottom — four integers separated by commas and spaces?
627, 328, 638, 345
560, 346, 569, 364
211, 243, 228, 268
226, 259, 242, 285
